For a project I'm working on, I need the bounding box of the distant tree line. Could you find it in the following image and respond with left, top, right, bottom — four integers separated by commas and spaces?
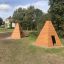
12, 0, 64, 37
12, 6, 50, 33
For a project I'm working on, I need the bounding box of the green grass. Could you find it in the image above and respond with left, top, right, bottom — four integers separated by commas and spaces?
28, 31, 38, 41
0, 28, 13, 33
0, 35, 64, 64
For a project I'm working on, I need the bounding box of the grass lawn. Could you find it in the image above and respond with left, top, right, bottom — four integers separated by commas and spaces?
0, 28, 13, 33
0, 35, 64, 64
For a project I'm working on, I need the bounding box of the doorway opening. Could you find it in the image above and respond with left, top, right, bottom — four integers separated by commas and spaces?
51, 36, 56, 46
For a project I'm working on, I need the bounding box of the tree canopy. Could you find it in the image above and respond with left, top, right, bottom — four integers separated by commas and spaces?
49, 0, 64, 37
12, 6, 44, 31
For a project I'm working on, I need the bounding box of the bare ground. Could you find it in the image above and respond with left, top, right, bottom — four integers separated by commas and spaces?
0, 33, 64, 64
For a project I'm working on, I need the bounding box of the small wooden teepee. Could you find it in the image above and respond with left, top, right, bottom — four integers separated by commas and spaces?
34, 20, 62, 47
11, 22, 24, 39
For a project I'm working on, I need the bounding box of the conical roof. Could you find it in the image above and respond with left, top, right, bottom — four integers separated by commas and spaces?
11, 22, 24, 39
35, 21, 61, 47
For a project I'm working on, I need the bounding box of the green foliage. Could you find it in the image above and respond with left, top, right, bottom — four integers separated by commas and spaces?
49, 0, 64, 37
29, 31, 38, 37
12, 6, 44, 31
13, 8, 26, 21
12, 6, 51, 35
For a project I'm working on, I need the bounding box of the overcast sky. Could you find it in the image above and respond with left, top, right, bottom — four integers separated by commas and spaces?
0, 0, 49, 20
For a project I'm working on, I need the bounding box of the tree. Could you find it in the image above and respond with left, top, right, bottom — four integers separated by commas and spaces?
12, 6, 44, 31
0, 17, 3, 26
34, 9, 44, 32
49, 0, 64, 37
13, 8, 26, 22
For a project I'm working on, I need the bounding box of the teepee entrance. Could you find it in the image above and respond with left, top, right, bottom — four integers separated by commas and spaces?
51, 36, 56, 46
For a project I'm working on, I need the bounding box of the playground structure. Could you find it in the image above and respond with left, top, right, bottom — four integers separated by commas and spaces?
11, 22, 24, 39
34, 21, 61, 47
0, 20, 62, 48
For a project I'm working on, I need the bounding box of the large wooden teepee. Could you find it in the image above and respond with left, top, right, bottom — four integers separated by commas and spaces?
11, 22, 24, 39
34, 21, 62, 47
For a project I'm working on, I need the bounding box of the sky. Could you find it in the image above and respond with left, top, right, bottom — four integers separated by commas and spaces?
0, 0, 49, 20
